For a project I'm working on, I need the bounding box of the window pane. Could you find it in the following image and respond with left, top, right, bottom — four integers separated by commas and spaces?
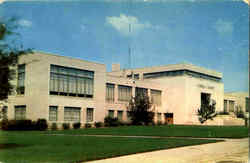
86, 108, 94, 122
49, 106, 58, 121
64, 107, 81, 122
117, 111, 123, 121
108, 110, 114, 118
118, 85, 132, 102
50, 65, 94, 97
15, 105, 26, 120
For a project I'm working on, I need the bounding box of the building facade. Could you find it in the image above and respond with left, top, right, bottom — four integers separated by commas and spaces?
3, 52, 234, 126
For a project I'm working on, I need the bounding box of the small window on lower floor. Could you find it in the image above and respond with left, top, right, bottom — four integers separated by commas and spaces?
64, 107, 81, 122
49, 106, 58, 121
15, 105, 26, 120
117, 111, 123, 121
86, 108, 94, 122
108, 110, 114, 118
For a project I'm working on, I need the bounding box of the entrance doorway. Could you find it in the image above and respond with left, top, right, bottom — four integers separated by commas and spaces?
164, 113, 174, 124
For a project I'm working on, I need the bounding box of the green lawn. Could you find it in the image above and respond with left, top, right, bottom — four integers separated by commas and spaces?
46, 125, 248, 138
0, 131, 220, 163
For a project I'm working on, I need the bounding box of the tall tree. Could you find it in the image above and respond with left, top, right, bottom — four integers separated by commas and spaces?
0, 18, 32, 101
0, 18, 32, 120
127, 93, 154, 125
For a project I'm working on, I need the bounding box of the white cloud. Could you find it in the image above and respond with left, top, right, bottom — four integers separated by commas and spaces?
106, 14, 160, 36
18, 19, 32, 27
213, 19, 233, 36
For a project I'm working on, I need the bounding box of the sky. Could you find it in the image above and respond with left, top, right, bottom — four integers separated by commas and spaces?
0, 0, 249, 92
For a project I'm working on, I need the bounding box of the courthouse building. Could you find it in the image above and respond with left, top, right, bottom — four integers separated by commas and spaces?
3, 52, 248, 126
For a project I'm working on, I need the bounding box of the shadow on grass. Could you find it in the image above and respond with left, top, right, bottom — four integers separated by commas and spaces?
0, 143, 28, 149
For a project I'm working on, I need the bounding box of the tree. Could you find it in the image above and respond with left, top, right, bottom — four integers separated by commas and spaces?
0, 18, 32, 120
127, 93, 154, 125
197, 97, 217, 124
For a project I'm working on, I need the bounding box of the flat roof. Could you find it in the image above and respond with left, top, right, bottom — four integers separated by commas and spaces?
110, 63, 222, 79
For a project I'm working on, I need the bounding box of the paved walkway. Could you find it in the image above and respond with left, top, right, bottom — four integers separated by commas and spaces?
86, 138, 249, 163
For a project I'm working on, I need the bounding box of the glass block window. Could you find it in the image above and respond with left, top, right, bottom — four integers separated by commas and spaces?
86, 108, 94, 122
151, 89, 162, 106
64, 107, 81, 122
117, 110, 123, 121
108, 110, 114, 118
50, 65, 94, 98
118, 85, 132, 102
15, 105, 26, 120
106, 83, 115, 102
49, 106, 58, 121
17, 64, 25, 95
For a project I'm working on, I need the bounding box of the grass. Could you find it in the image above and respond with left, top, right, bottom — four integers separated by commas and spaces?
0, 131, 220, 163
45, 125, 249, 138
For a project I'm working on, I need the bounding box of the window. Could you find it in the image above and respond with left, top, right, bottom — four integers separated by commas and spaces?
229, 100, 235, 112
15, 105, 26, 120
106, 83, 115, 102
86, 108, 94, 122
117, 111, 123, 121
64, 107, 81, 122
50, 65, 94, 98
17, 64, 25, 94
118, 85, 132, 102
157, 113, 161, 122
224, 100, 228, 112
151, 89, 162, 106
136, 87, 148, 97
246, 97, 250, 112
49, 106, 58, 121
108, 110, 114, 118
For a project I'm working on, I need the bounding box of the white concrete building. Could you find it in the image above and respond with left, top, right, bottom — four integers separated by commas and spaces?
4, 51, 247, 126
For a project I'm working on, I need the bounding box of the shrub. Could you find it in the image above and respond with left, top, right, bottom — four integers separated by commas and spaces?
35, 119, 48, 131
62, 123, 70, 130
217, 111, 229, 115
51, 123, 57, 130
94, 121, 103, 128
73, 122, 81, 129
104, 116, 119, 127
85, 123, 92, 128
234, 107, 245, 119
1, 119, 36, 131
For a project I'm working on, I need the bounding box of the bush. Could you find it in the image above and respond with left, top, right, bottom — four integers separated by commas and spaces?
94, 121, 103, 128
63, 123, 70, 130
35, 119, 48, 131
104, 116, 119, 127
85, 123, 92, 128
51, 123, 57, 130
0, 119, 36, 131
235, 109, 245, 119
73, 122, 81, 129
217, 111, 229, 115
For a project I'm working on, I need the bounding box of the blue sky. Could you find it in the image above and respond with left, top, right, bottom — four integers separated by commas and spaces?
0, 0, 249, 92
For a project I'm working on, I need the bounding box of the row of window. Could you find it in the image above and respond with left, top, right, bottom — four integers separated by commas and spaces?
14, 105, 94, 122
143, 70, 221, 82
50, 65, 94, 97
106, 84, 162, 106
107, 110, 163, 121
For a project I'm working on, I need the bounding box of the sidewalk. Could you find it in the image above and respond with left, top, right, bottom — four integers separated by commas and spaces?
87, 138, 249, 163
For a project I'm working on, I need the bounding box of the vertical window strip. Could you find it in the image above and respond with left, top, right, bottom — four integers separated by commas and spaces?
86, 108, 94, 122
17, 65, 25, 94
49, 106, 58, 121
